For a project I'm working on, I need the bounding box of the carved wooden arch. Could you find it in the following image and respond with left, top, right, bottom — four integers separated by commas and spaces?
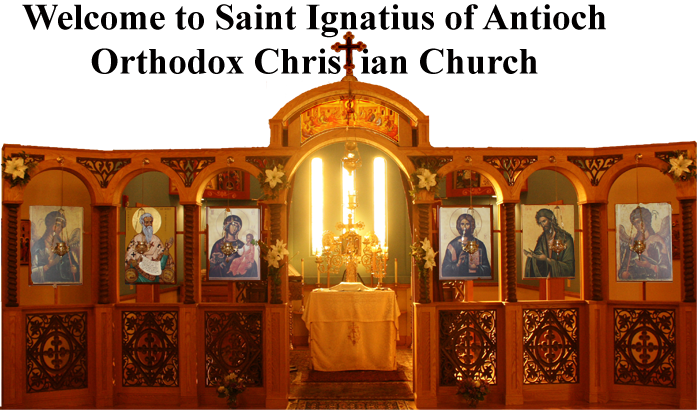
596, 155, 692, 201
189, 154, 261, 203
109, 158, 188, 206
271, 81, 427, 126
284, 127, 413, 182
11, 157, 99, 205
436, 157, 508, 203
515, 158, 591, 204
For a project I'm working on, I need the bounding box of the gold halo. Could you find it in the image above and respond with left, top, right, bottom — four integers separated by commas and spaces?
448, 208, 482, 239
131, 207, 162, 234
213, 209, 250, 239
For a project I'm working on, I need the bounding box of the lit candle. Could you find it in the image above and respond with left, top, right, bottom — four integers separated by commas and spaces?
394, 258, 398, 284
301, 258, 304, 285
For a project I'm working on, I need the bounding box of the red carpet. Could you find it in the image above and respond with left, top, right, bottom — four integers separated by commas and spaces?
304, 369, 409, 382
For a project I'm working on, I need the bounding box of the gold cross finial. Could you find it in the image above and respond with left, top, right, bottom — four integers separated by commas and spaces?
331, 31, 367, 81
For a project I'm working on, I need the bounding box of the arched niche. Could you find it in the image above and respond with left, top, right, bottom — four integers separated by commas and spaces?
20, 169, 92, 305
288, 141, 412, 285
607, 166, 680, 302
517, 169, 580, 301
119, 170, 184, 302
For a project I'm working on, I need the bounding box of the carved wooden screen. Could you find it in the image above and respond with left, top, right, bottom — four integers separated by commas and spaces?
614, 308, 676, 387
26, 312, 88, 393
523, 308, 579, 384
204, 311, 264, 387
439, 309, 497, 386
122, 311, 179, 387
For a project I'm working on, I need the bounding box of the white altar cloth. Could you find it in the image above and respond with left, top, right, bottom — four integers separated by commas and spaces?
301, 288, 401, 371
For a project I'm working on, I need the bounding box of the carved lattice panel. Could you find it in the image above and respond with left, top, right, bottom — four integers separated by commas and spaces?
204, 311, 264, 387
76, 157, 131, 188
26, 312, 88, 393
161, 157, 215, 187
439, 309, 497, 386
614, 308, 676, 387
523, 308, 579, 384
122, 311, 179, 387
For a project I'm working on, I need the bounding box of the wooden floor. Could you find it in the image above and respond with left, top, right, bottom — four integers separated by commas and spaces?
0, 399, 678, 410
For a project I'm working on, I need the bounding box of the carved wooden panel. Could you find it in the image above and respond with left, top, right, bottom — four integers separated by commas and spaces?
76, 157, 131, 188
10, 152, 44, 164
439, 309, 497, 386
483, 156, 537, 186
407, 156, 452, 171
122, 311, 179, 387
656, 150, 692, 181
5, 203, 20, 307
161, 157, 215, 187
567, 155, 622, 186
523, 308, 579, 384
204, 311, 264, 387
26, 312, 88, 393
245, 156, 291, 173
614, 308, 675, 387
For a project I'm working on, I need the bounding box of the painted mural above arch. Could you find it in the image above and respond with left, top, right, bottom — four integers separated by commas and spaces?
300, 99, 404, 145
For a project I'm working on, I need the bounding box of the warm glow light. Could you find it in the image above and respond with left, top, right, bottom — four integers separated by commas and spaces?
311, 158, 323, 252
342, 167, 355, 230
374, 157, 387, 245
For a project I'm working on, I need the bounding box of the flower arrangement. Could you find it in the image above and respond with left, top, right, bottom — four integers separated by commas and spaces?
258, 239, 289, 303
664, 151, 696, 182
217, 370, 247, 408
257, 164, 291, 200
409, 167, 441, 200
2, 151, 38, 187
456, 378, 490, 407
410, 238, 435, 303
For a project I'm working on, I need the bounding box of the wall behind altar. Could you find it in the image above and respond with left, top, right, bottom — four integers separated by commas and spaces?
20, 170, 92, 305
288, 142, 412, 285
607, 167, 681, 301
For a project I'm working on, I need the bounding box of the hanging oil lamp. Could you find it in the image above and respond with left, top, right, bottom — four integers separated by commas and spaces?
220, 157, 237, 257
630, 154, 646, 256
462, 156, 479, 255
549, 156, 567, 254
134, 159, 150, 255
51, 157, 70, 257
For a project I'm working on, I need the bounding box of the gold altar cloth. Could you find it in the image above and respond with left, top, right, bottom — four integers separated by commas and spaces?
302, 288, 401, 371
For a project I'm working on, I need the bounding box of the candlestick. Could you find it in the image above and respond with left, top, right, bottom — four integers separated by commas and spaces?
394, 258, 398, 284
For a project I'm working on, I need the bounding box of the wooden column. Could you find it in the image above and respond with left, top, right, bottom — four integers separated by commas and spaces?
678, 304, 697, 409
503, 303, 523, 405
179, 304, 198, 407
267, 203, 285, 304
414, 201, 433, 304
587, 203, 605, 301
500, 202, 517, 302
94, 205, 116, 304
680, 199, 696, 303
182, 204, 201, 304
94, 306, 114, 407
265, 305, 289, 409
4, 203, 20, 307
413, 304, 437, 408
584, 301, 608, 403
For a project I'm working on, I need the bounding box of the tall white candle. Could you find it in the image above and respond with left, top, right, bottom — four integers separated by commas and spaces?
394, 258, 398, 284
301, 258, 304, 285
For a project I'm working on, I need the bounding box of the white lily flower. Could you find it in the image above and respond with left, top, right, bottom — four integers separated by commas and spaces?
266, 249, 280, 268
421, 238, 432, 252
4, 157, 28, 180
275, 239, 289, 257
416, 168, 437, 189
423, 247, 436, 270
669, 155, 693, 178
265, 166, 284, 188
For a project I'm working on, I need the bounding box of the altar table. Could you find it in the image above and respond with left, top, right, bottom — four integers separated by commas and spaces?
301, 288, 401, 371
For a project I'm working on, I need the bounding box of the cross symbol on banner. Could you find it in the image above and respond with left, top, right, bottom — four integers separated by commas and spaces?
331, 31, 367, 81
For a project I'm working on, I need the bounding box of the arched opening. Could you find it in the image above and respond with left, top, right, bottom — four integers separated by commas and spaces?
607, 166, 679, 301
20, 169, 92, 305
287, 141, 414, 400
517, 169, 581, 301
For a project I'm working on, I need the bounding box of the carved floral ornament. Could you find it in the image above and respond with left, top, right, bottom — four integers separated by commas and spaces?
656, 150, 697, 182
2, 151, 40, 187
